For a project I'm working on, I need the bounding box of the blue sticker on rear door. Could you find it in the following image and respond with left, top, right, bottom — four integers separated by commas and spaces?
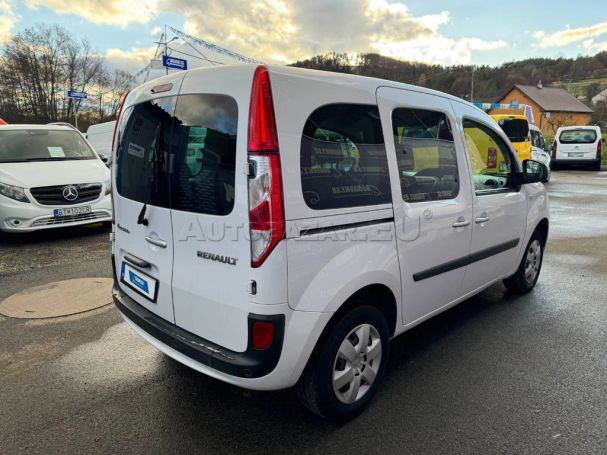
129, 270, 149, 293
120, 261, 158, 302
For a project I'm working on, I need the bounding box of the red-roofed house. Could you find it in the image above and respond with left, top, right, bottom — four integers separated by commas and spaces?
490, 83, 593, 135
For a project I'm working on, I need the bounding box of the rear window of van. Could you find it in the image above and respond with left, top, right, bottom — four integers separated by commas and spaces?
559, 129, 598, 144
116, 94, 238, 215
497, 118, 529, 143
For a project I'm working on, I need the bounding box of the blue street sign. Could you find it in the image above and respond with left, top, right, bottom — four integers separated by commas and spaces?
67, 89, 87, 99
162, 55, 188, 70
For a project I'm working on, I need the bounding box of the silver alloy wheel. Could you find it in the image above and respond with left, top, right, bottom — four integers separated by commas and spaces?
332, 323, 382, 405
525, 239, 542, 285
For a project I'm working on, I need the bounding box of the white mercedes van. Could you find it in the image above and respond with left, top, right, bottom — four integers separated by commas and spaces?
111, 65, 550, 419
0, 124, 111, 232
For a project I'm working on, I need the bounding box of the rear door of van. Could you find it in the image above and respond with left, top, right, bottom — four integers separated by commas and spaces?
113, 73, 186, 324
557, 128, 599, 160
169, 67, 254, 353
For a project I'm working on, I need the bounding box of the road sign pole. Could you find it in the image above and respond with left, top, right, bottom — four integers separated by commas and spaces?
165, 25, 169, 76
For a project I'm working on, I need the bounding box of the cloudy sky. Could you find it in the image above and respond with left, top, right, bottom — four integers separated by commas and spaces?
1, 0, 607, 75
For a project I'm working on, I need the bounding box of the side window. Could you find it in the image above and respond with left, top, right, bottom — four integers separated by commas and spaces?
300, 104, 391, 210
530, 130, 545, 149
391, 108, 459, 202
462, 119, 514, 194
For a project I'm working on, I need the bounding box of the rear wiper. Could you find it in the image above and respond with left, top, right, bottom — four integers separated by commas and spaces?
24, 157, 69, 161
137, 203, 149, 226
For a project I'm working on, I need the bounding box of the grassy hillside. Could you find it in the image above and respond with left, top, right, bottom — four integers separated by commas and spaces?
550, 78, 607, 100
292, 52, 607, 103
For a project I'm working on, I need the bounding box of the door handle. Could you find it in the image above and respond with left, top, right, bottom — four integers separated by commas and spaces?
475, 213, 490, 224
145, 236, 167, 248
452, 217, 471, 228
124, 253, 151, 269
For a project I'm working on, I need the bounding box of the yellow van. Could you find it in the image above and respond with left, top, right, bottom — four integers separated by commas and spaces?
491, 114, 531, 161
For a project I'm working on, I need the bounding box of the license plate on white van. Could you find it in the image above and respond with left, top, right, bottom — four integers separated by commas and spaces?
120, 262, 158, 302
568, 152, 584, 158
53, 206, 91, 217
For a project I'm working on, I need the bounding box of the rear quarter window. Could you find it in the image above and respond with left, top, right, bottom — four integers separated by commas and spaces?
300, 104, 391, 210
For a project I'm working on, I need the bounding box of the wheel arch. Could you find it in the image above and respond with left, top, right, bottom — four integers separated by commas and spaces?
535, 218, 549, 244
308, 283, 398, 360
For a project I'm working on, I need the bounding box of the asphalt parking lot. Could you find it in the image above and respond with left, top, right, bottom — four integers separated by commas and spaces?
1, 170, 606, 454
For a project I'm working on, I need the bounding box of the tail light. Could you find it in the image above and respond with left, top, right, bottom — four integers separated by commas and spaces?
111, 91, 129, 225
598, 138, 603, 158
248, 66, 285, 268
111, 91, 129, 155
551, 139, 557, 159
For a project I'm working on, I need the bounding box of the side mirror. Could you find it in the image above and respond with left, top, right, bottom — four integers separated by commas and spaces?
522, 159, 549, 184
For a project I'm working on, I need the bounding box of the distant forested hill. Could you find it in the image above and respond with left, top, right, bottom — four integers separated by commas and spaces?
291, 52, 607, 103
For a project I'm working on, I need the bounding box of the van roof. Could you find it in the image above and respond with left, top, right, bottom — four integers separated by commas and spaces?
491, 114, 529, 121
86, 121, 116, 132
142, 64, 479, 109
0, 124, 77, 131
556, 125, 600, 131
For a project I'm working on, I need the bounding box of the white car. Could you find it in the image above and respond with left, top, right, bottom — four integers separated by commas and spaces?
86, 120, 116, 167
111, 65, 550, 420
552, 125, 603, 171
0, 124, 112, 232
529, 124, 551, 181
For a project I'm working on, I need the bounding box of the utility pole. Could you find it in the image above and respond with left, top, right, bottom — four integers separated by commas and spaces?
471, 66, 476, 102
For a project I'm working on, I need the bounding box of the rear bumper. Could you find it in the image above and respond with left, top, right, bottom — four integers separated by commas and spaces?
113, 285, 285, 379
552, 158, 600, 166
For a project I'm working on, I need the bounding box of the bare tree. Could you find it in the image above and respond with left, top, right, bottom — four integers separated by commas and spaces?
0, 24, 135, 129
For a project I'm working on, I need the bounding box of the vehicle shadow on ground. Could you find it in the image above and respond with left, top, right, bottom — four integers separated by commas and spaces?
152, 283, 525, 452
0, 223, 110, 246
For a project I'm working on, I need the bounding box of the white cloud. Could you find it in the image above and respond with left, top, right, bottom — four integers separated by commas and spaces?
583, 39, 607, 53
0, 0, 17, 43
26, 0, 159, 27
104, 46, 156, 74
150, 25, 162, 37
464, 38, 508, 52
24, 0, 510, 66
373, 36, 507, 65
169, 0, 508, 65
534, 21, 607, 48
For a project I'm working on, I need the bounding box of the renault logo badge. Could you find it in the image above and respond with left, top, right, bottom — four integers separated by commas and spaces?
62, 185, 79, 201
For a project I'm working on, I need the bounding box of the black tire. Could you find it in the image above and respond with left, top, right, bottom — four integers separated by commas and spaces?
297, 305, 390, 421
503, 230, 545, 294
593, 160, 602, 171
